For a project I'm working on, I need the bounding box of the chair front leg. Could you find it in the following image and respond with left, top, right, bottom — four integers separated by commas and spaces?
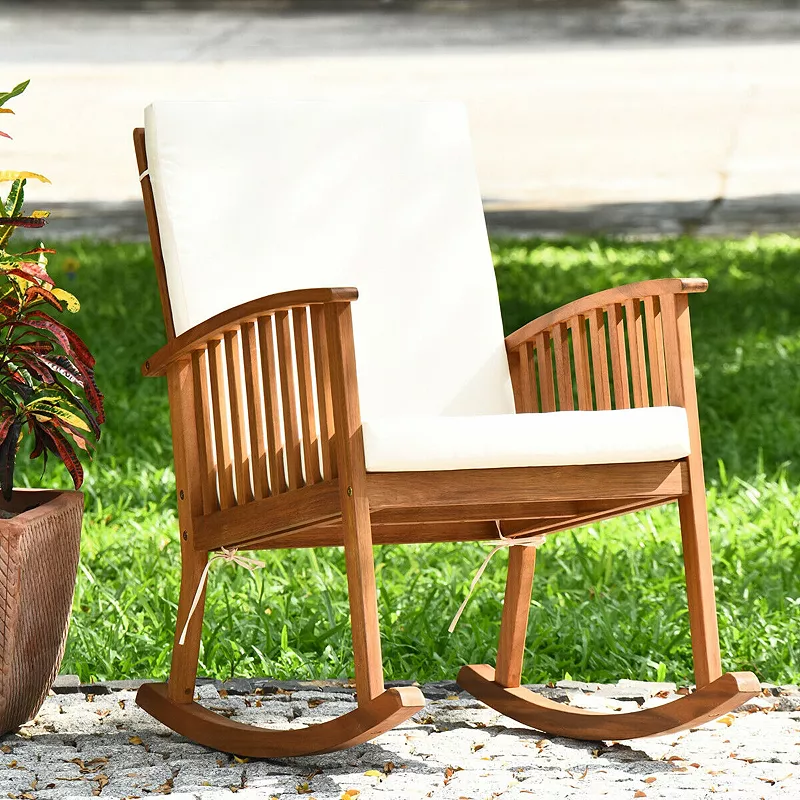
327, 300, 385, 701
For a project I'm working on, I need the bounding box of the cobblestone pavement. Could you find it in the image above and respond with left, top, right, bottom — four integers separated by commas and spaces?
2, 678, 798, 799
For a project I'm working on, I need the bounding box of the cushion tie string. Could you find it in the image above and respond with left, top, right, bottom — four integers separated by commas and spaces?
448, 522, 546, 634
138, 168, 149, 182
178, 546, 265, 645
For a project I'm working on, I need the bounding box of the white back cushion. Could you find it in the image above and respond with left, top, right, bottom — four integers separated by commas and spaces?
145, 101, 515, 420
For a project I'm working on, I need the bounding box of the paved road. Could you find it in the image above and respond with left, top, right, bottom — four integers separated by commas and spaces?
2, 4, 800, 236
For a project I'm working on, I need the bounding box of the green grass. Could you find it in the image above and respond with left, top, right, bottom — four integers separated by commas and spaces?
21, 235, 800, 686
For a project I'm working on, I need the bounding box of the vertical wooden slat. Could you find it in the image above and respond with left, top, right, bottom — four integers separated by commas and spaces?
241, 321, 268, 500
606, 303, 630, 410
551, 323, 574, 411
624, 298, 649, 407
587, 307, 611, 410
224, 329, 253, 505
311, 305, 336, 480
515, 342, 537, 413
275, 310, 304, 490
207, 338, 236, 510
191, 349, 218, 515
535, 332, 556, 412
659, 294, 685, 407
257, 315, 287, 495
569, 316, 593, 410
292, 307, 322, 485
643, 296, 668, 406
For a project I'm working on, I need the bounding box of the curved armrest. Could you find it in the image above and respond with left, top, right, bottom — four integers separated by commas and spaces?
143, 287, 358, 377
505, 278, 707, 351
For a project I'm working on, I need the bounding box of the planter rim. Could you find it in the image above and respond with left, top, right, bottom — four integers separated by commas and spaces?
0, 488, 84, 531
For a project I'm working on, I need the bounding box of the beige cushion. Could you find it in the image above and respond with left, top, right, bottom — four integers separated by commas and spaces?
144, 100, 515, 422
362, 407, 691, 472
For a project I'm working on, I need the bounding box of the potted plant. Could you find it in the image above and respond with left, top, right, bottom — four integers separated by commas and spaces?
0, 79, 103, 734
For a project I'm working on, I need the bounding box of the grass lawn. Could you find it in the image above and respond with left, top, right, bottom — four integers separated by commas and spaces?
22, 235, 800, 686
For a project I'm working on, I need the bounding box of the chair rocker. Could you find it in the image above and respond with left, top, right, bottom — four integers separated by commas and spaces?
133, 101, 758, 757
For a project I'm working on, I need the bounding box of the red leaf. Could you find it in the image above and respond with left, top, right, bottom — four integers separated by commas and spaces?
20, 248, 56, 256
39, 424, 84, 490
10, 260, 55, 284
17, 317, 72, 355
0, 131, 10, 139
24, 285, 63, 311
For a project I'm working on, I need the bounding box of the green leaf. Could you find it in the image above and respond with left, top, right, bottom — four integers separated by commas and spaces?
0, 80, 30, 109
0, 179, 25, 249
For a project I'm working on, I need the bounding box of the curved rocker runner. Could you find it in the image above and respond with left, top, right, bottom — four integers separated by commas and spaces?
131, 102, 758, 756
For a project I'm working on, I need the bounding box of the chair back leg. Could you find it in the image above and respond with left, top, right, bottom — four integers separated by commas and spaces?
495, 547, 537, 688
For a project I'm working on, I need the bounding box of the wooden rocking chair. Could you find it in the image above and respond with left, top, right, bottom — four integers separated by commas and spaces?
133, 101, 758, 757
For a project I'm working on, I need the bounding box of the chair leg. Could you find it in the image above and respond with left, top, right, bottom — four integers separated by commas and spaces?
341, 501, 386, 701
167, 550, 208, 704
457, 498, 758, 740
679, 486, 723, 689
495, 547, 537, 688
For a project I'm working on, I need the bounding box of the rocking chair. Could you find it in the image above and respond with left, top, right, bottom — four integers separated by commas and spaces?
133, 101, 758, 757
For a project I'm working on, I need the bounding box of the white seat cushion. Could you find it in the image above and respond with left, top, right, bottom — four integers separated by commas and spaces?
362, 407, 691, 472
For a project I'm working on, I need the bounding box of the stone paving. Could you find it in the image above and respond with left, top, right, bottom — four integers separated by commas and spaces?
2, 677, 798, 799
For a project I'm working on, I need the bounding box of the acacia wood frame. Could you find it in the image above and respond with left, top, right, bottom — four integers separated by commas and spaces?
132, 128, 758, 756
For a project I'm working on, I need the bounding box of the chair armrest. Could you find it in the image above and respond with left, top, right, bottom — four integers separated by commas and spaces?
505, 278, 707, 352
503, 278, 707, 413
143, 287, 358, 377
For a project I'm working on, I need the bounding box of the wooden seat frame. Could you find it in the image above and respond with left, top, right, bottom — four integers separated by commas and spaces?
133, 129, 758, 756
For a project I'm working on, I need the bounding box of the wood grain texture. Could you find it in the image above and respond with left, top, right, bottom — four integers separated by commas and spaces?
552, 323, 574, 411
138, 682, 425, 757
206, 339, 236, 510
606, 303, 630, 410
143, 287, 359, 377
495, 547, 536, 688
192, 481, 341, 552
660, 293, 685, 407
224, 329, 253, 505
165, 361, 207, 704
673, 294, 722, 688
505, 277, 708, 351
190, 350, 218, 515
311, 305, 337, 479
133, 128, 176, 341
535, 333, 556, 412
458, 665, 759, 740
587, 308, 611, 410
257, 315, 287, 495
275, 310, 304, 491
569, 316, 593, 410
624, 299, 649, 408
293, 307, 322, 485
326, 302, 385, 702
644, 296, 669, 406
367, 462, 688, 509
240, 321, 268, 500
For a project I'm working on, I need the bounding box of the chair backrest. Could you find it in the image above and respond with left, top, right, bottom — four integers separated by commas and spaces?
144, 101, 515, 421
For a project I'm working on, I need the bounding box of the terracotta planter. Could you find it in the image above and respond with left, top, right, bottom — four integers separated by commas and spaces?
0, 489, 83, 734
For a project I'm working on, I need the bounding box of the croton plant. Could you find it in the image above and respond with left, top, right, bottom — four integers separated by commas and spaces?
0, 80, 104, 500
